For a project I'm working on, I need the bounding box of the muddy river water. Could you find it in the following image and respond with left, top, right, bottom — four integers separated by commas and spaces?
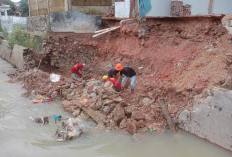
0, 58, 231, 157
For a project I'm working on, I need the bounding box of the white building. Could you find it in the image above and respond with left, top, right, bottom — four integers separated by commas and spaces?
115, 0, 232, 18
0, 5, 10, 16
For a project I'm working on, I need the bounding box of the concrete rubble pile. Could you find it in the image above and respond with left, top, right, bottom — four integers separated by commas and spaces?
62, 79, 167, 134
10, 69, 170, 134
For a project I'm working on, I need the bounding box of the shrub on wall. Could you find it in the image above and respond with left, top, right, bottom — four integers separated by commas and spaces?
7, 24, 38, 49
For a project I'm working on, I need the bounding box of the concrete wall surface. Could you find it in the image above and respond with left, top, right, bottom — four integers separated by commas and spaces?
179, 0, 209, 15
0, 16, 27, 32
213, 0, 232, 14
179, 88, 232, 151
27, 15, 49, 32
50, 11, 101, 33
0, 40, 26, 69
146, 0, 171, 17
115, 0, 130, 18
0, 40, 12, 61
11, 45, 26, 69
176, 0, 232, 15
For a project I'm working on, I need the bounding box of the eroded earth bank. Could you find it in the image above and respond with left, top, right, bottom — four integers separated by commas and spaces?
4, 15, 232, 151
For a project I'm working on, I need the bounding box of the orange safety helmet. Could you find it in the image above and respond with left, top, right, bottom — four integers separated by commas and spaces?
115, 63, 123, 71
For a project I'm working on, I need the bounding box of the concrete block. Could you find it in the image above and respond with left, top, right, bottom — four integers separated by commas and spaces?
0, 40, 12, 62
179, 88, 232, 151
11, 44, 26, 69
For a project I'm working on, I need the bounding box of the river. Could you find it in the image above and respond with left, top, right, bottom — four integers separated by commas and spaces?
0, 58, 231, 157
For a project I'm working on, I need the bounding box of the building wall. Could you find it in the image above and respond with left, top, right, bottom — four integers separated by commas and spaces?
50, 11, 102, 33
213, 0, 232, 14
145, 0, 172, 17
29, 0, 65, 16
179, 0, 232, 15
71, 0, 112, 6
115, 0, 130, 18
29, 0, 113, 16
180, 0, 209, 15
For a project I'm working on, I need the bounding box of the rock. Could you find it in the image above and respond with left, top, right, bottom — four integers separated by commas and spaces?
103, 99, 114, 106
126, 118, 137, 134
141, 97, 153, 106
51, 91, 57, 98
132, 111, 146, 120
72, 108, 81, 117
137, 120, 146, 128
119, 117, 127, 129
81, 106, 106, 124
91, 102, 102, 110
125, 105, 136, 116
80, 111, 90, 119
119, 101, 128, 107
70, 83, 75, 88
107, 64, 113, 68
116, 58, 121, 62
103, 106, 111, 114
138, 67, 144, 70
113, 104, 125, 123
90, 92, 97, 98
113, 97, 123, 103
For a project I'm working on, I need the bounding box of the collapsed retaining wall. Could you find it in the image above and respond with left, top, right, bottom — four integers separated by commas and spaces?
179, 88, 232, 151
0, 40, 26, 69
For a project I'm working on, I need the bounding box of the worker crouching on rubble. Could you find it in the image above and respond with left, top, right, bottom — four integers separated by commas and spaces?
115, 63, 136, 93
107, 68, 118, 78
71, 63, 83, 80
102, 75, 123, 92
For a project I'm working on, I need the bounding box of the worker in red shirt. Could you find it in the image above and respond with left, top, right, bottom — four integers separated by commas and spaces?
102, 75, 123, 92
71, 63, 83, 80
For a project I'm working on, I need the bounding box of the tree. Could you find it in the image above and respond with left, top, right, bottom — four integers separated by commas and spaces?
20, 0, 29, 17
3, 0, 16, 15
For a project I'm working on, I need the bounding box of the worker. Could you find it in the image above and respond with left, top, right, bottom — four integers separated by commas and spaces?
107, 68, 118, 78
115, 63, 136, 93
102, 75, 123, 92
71, 63, 83, 80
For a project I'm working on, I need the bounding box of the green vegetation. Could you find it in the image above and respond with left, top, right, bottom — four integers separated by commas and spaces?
20, 0, 29, 17
2, 24, 39, 49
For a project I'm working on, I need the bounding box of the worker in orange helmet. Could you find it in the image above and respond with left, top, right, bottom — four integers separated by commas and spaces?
71, 63, 83, 80
115, 63, 136, 93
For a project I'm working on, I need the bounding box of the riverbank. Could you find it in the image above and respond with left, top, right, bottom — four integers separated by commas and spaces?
1, 15, 232, 151
2, 58, 232, 157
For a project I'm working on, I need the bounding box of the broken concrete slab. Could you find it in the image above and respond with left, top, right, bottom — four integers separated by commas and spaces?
179, 88, 232, 151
